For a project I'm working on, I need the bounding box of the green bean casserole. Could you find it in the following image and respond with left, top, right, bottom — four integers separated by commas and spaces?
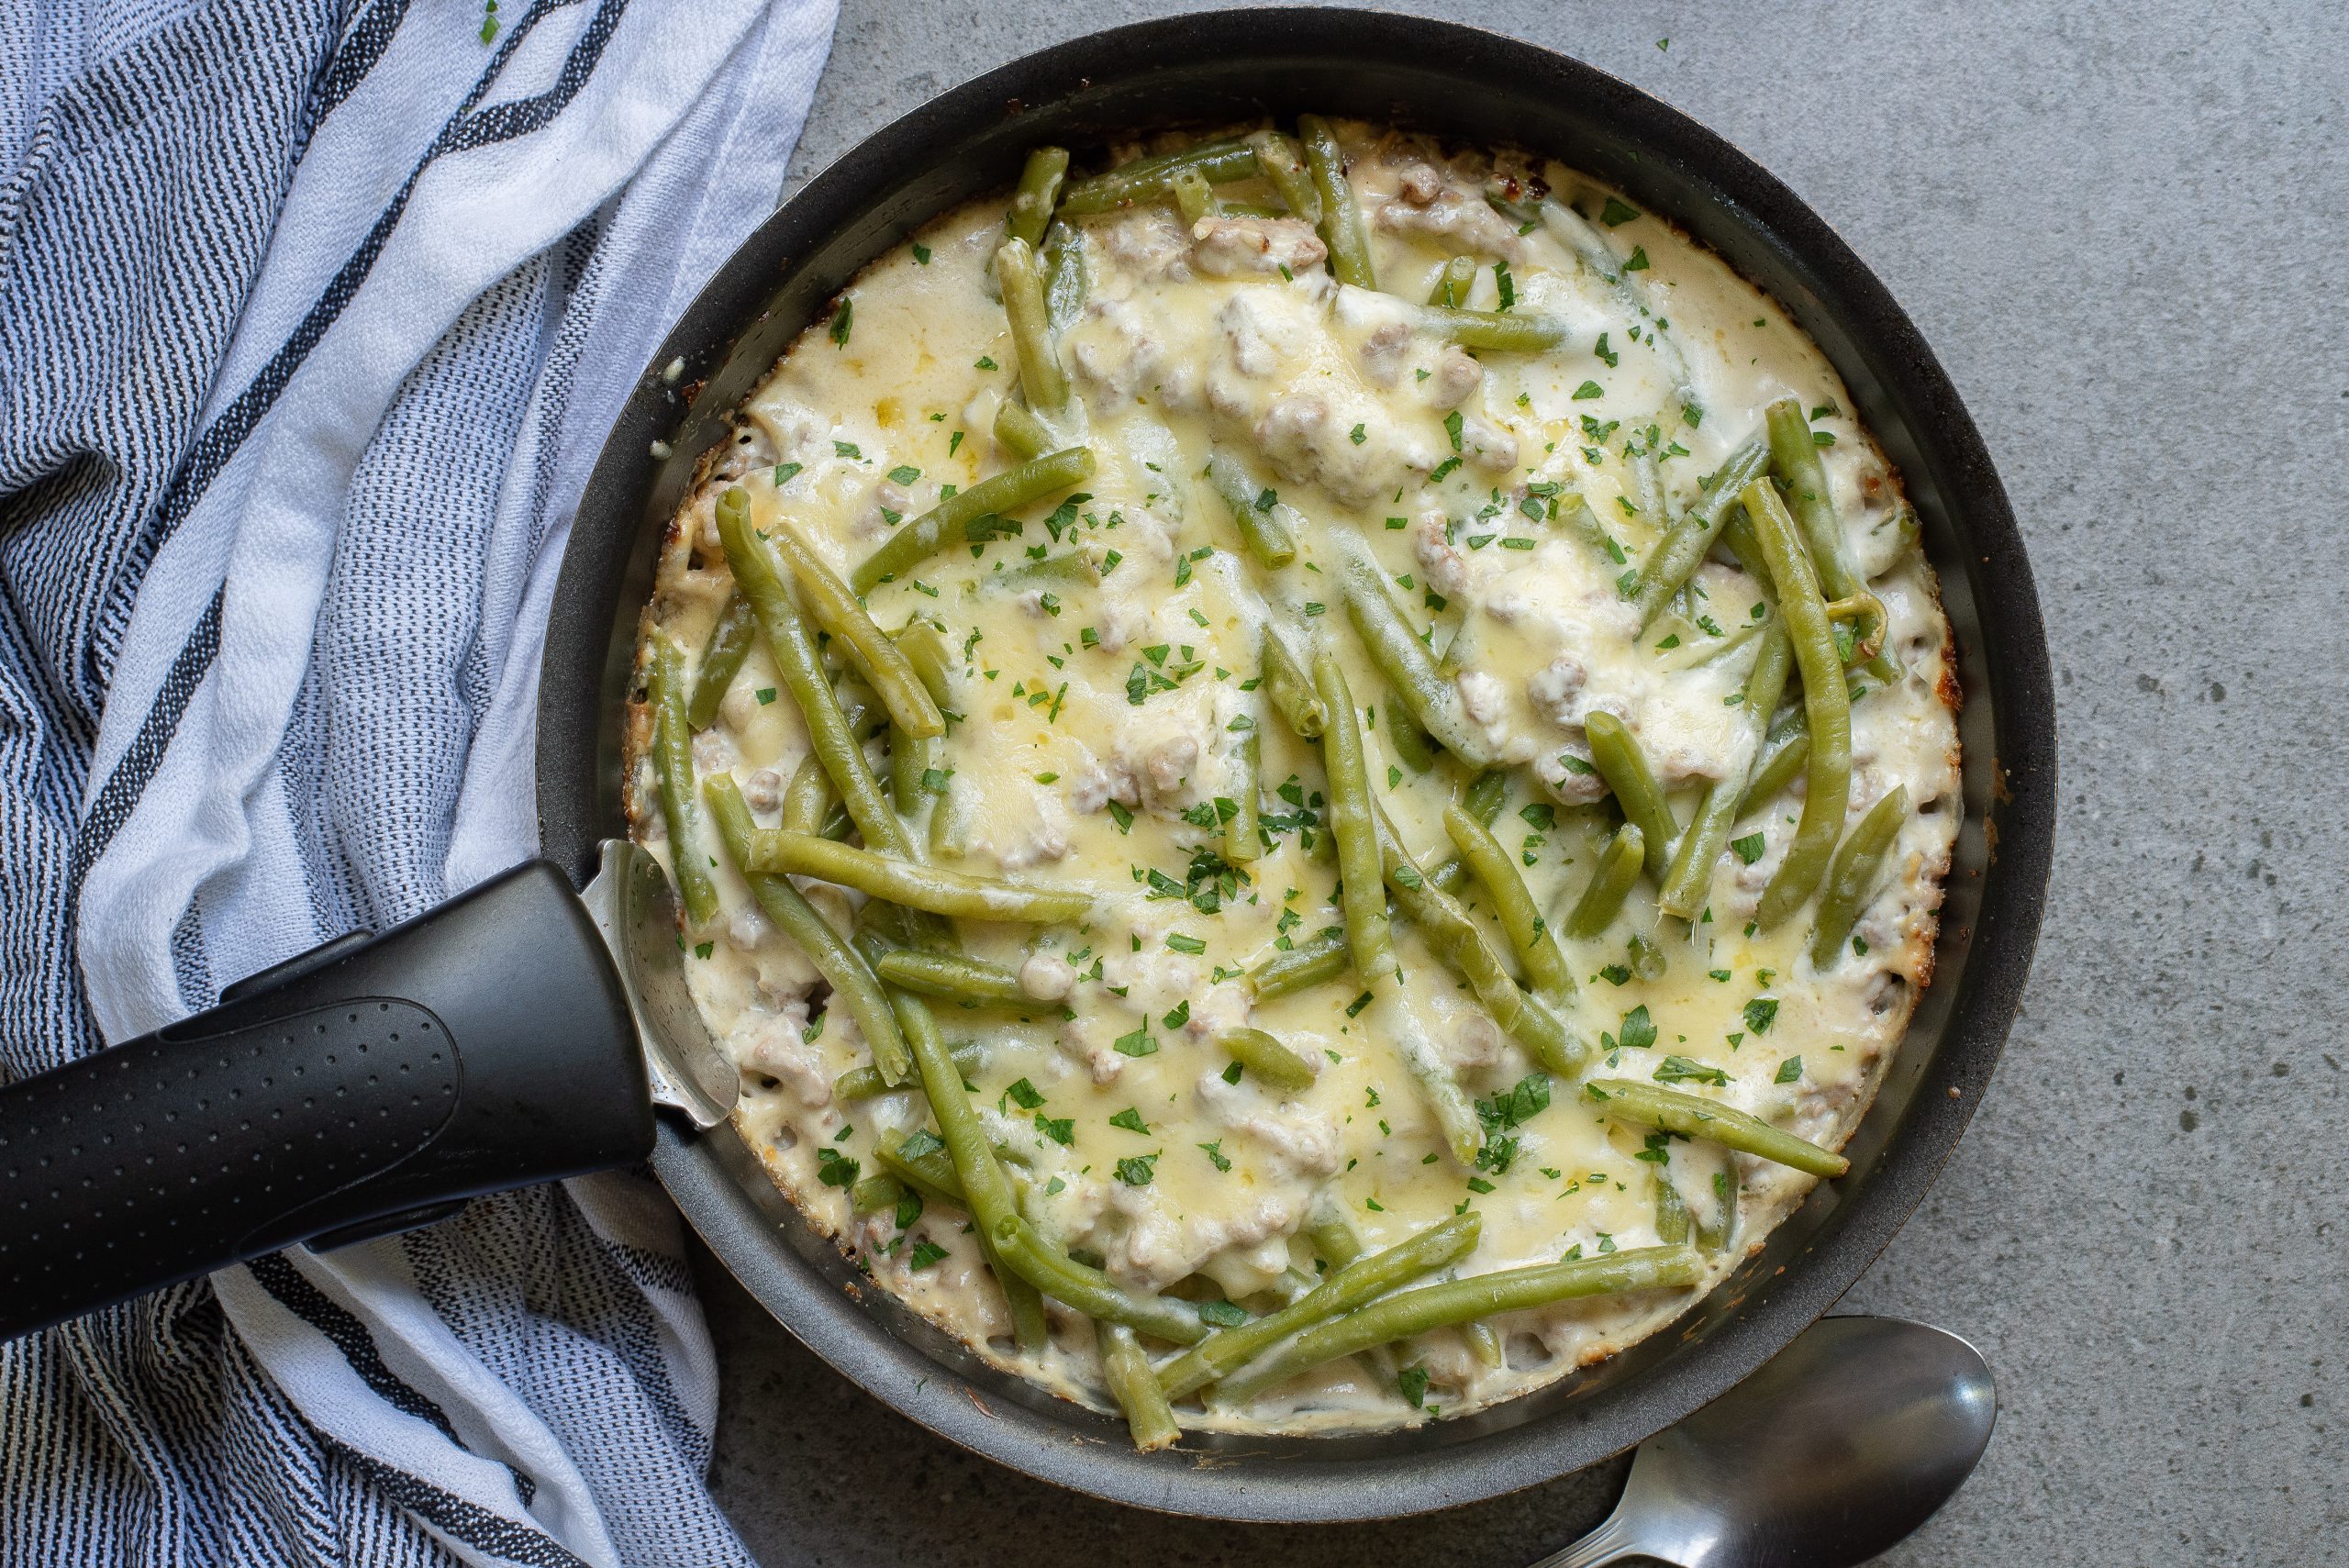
625, 117, 1961, 1442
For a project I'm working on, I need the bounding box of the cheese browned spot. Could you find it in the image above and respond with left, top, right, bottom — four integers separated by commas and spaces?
625, 119, 1959, 1436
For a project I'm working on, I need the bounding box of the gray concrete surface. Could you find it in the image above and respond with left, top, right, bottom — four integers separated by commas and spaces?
693, 2, 2349, 1562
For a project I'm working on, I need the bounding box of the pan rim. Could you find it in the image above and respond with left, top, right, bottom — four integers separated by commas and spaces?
540, 4, 2054, 1523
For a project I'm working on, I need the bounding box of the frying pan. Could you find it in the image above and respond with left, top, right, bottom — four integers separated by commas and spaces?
0, 8, 2054, 1525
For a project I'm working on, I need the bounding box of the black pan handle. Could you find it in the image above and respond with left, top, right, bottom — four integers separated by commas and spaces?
0, 860, 653, 1341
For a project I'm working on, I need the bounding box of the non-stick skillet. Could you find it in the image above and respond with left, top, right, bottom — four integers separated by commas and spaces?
0, 8, 2054, 1524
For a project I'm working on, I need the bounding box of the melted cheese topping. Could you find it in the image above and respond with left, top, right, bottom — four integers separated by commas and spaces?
629, 121, 1959, 1436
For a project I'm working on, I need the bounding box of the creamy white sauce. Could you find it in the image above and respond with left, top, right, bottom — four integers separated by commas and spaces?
628, 121, 1960, 1436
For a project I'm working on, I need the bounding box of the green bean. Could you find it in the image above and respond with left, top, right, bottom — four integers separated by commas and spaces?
852, 446, 1094, 592
1462, 770, 1507, 828
1226, 728, 1264, 864
1695, 1168, 1738, 1254
1738, 722, 1809, 816
686, 594, 757, 730
1427, 254, 1477, 308
991, 1217, 1207, 1344
1377, 813, 1583, 1079
994, 238, 1068, 416
889, 721, 936, 816
780, 753, 833, 836
866, 1120, 1049, 1353
1158, 1213, 1479, 1399
744, 832, 1091, 924
1630, 449, 1667, 537
1564, 823, 1645, 940
1583, 711, 1678, 882
875, 938, 1024, 1244
1383, 702, 1437, 773
1102, 1324, 1181, 1450
870, 1138, 963, 1213
874, 947, 1030, 1007
1298, 115, 1374, 289
1258, 624, 1326, 739
1215, 1027, 1317, 1091
1305, 1205, 1364, 1268
833, 1040, 979, 1101
753, 505, 942, 740
992, 398, 1051, 461
1657, 619, 1795, 922
1419, 306, 1570, 353
1765, 398, 1896, 684
1556, 492, 1616, 560
1246, 929, 1347, 1000
646, 637, 720, 927
1654, 1169, 1692, 1244
1216, 1246, 1702, 1401
1246, 129, 1320, 225
1443, 803, 1574, 1003
1057, 137, 1258, 214
1006, 145, 1069, 249
885, 619, 951, 826
1742, 478, 1853, 930
1203, 451, 1298, 567
716, 492, 913, 857
706, 775, 910, 1084
1465, 1321, 1504, 1368
1170, 166, 1217, 226
1627, 439, 1770, 628
995, 550, 1096, 590
1335, 540, 1495, 767
1041, 221, 1086, 331
1586, 1079, 1849, 1178
1809, 784, 1909, 971
1312, 650, 1392, 984
1372, 699, 1428, 774
1765, 398, 1859, 604
851, 1173, 907, 1216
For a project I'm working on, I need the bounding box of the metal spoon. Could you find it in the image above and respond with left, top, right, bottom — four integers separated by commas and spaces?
1534, 1316, 1996, 1568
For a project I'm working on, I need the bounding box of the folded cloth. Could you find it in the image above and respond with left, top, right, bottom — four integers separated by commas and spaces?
0, 0, 839, 1561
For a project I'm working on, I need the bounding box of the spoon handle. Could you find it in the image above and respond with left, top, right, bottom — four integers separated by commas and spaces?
1528, 1511, 1649, 1568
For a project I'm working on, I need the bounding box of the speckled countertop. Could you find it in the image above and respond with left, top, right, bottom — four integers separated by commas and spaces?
688, 3, 2349, 1562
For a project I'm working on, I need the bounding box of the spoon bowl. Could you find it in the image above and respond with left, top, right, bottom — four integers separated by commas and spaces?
1541, 1316, 1997, 1568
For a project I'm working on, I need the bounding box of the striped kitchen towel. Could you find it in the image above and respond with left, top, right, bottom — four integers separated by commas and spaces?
0, 0, 838, 1561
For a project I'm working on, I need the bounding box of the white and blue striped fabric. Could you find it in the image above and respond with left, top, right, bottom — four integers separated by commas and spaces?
0, 0, 838, 1560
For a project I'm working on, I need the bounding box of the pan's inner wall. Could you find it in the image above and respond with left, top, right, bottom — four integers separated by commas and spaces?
539, 7, 2051, 1522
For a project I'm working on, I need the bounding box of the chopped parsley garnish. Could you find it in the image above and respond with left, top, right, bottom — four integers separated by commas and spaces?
1776, 1057, 1805, 1084
1599, 195, 1641, 227
813, 1145, 859, 1188
1114, 1153, 1158, 1187
1655, 1054, 1729, 1086
1731, 832, 1766, 864
1198, 1140, 1232, 1173
1743, 997, 1780, 1034
907, 1240, 949, 1270
829, 300, 852, 346
1108, 1106, 1151, 1134
1397, 1366, 1431, 1408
